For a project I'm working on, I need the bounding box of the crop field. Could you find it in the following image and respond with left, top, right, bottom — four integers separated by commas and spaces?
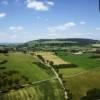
0, 52, 64, 100
0, 80, 64, 100
56, 52, 100, 100
57, 52, 100, 69
0, 52, 52, 82
64, 68, 100, 100
35, 51, 71, 65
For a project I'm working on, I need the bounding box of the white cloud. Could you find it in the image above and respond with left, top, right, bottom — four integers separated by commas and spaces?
80, 21, 86, 25
0, 13, 6, 18
96, 27, 100, 30
0, 31, 36, 43
9, 26, 23, 32
26, 0, 54, 11
46, 1, 54, 6
48, 22, 76, 32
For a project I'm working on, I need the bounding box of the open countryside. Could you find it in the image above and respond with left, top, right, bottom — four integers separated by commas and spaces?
0, 0, 100, 100
1, 38, 100, 100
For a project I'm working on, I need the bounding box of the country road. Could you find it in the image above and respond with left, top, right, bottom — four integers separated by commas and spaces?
35, 56, 69, 100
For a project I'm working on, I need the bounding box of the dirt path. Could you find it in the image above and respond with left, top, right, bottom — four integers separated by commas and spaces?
35, 56, 69, 100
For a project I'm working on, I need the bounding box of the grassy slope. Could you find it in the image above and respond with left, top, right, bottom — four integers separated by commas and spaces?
57, 52, 100, 76
0, 52, 52, 82
57, 52, 100, 100
64, 68, 100, 100
0, 53, 64, 100
35, 51, 70, 65
57, 52, 100, 69
0, 80, 64, 100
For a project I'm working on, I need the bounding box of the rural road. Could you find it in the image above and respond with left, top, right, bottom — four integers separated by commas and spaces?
35, 56, 69, 100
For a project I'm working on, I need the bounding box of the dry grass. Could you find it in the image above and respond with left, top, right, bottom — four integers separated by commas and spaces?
35, 51, 71, 65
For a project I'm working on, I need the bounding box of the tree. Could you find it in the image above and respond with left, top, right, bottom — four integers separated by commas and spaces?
49, 61, 54, 66
81, 88, 100, 100
37, 55, 45, 63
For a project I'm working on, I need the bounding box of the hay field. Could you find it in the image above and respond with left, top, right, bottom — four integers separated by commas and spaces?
35, 51, 71, 65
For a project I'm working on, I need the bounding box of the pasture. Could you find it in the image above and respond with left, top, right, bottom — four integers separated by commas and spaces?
58, 52, 100, 68
64, 68, 100, 100
0, 52, 52, 82
0, 52, 64, 100
0, 80, 64, 100
56, 52, 100, 100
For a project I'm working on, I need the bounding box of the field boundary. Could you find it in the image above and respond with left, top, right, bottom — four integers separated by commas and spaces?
63, 67, 100, 79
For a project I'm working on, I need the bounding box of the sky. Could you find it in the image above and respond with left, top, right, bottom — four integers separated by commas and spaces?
0, 0, 100, 43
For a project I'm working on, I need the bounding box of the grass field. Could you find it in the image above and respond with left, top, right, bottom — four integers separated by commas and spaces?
0, 52, 52, 82
35, 51, 70, 65
57, 52, 100, 69
0, 52, 64, 100
0, 80, 64, 100
56, 52, 100, 100
64, 68, 100, 100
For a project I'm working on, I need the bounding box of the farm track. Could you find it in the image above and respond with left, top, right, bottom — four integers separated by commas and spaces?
1, 53, 100, 100
35, 55, 69, 100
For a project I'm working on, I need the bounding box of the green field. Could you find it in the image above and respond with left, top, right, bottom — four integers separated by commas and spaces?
64, 68, 100, 100
56, 52, 100, 100
0, 52, 53, 82
0, 80, 64, 100
0, 52, 64, 100
57, 52, 100, 69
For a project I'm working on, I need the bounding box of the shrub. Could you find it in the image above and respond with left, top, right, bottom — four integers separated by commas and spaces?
37, 55, 45, 63
0, 60, 8, 64
81, 88, 100, 100
53, 64, 78, 69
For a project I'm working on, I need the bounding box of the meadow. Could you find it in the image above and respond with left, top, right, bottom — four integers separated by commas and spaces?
56, 52, 100, 100
0, 52, 64, 100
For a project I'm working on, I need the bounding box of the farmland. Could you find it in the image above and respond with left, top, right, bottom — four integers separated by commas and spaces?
56, 52, 100, 100
34, 51, 100, 100
0, 38, 100, 100
0, 52, 52, 81
64, 67, 100, 100
0, 52, 64, 100
35, 52, 71, 65
0, 79, 64, 100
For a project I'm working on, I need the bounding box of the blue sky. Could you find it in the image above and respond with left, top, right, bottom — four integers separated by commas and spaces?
0, 0, 100, 43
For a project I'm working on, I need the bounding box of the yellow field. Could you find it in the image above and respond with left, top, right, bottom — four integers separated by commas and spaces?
35, 52, 71, 65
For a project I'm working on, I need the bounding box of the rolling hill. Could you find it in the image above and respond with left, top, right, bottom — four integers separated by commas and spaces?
16, 38, 100, 51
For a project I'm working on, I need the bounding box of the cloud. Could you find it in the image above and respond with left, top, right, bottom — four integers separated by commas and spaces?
0, 31, 36, 43
46, 1, 54, 6
26, 0, 54, 11
80, 21, 86, 25
0, 13, 6, 18
96, 27, 100, 30
9, 26, 23, 32
48, 22, 76, 32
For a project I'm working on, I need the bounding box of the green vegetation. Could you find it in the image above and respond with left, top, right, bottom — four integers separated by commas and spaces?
56, 52, 100, 100
0, 52, 64, 100
57, 52, 100, 69
0, 53, 52, 82
0, 38, 100, 100
81, 88, 100, 100
0, 80, 64, 100
0, 70, 30, 93
18, 38, 99, 51
64, 68, 100, 100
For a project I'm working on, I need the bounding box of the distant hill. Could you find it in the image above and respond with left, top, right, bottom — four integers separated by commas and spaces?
28, 38, 99, 44
16, 38, 99, 51
0, 38, 100, 51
